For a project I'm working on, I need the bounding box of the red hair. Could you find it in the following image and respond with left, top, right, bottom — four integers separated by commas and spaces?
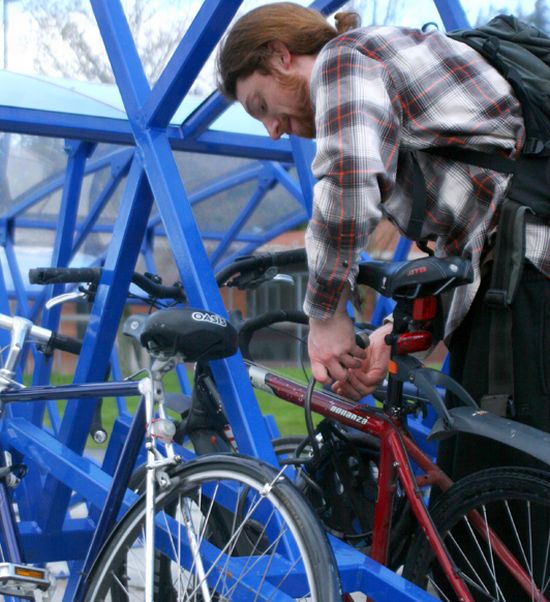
217, 2, 360, 99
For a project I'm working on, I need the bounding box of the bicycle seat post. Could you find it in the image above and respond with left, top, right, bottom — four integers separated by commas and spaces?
383, 300, 413, 414
141, 369, 162, 602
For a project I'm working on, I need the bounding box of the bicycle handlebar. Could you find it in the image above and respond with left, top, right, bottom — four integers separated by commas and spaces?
29, 249, 306, 301
28, 267, 101, 285
48, 332, 82, 355
215, 248, 307, 287
0, 313, 81, 356
29, 267, 186, 301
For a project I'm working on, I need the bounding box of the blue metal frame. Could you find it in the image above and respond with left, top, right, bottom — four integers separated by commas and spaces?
0, 0, 471, 599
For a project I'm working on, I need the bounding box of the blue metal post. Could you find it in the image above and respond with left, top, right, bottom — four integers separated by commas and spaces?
30, 140, 94, 399
434, 0, 470, 29
38, 155, 154, 532
90, 0, 281, 463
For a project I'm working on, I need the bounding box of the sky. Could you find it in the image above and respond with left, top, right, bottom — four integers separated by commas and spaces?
2, 0, 544, 77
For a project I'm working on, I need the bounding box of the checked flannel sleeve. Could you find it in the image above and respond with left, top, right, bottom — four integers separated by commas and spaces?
304, 39, 402, 319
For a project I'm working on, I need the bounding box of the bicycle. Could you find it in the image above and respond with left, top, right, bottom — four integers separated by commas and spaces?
0, 266, 341, 601
205, 249, 550, 601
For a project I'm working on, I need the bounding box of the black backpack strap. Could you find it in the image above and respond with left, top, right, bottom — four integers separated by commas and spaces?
423, 146, 518, 174
423, 147, 550, 218
407, 151, 428, 241
480, 199, 532, 415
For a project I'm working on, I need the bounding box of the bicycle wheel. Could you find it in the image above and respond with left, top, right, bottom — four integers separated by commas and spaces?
403, 467, 550, 601
84, 454, 341, 601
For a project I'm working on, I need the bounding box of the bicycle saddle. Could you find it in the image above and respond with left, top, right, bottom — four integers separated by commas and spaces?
357, 256, 473, 299
140, 308, 238, 361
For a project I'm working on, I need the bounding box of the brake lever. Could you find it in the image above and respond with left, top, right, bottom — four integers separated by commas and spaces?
273, 274, 295, 286
230, 267, 295, 290
45, 291, 88, 310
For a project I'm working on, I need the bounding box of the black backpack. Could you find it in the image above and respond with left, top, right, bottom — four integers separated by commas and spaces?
410, 15, 550, 412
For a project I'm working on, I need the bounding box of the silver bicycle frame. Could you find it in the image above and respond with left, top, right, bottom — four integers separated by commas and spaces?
142, 355, 209, 602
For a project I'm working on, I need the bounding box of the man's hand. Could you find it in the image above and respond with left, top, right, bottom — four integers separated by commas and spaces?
307, 288, 367, 383
331, 322, 393, 400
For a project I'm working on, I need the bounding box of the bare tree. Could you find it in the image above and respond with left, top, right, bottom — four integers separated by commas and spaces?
529, 0, 549, 32
476, 0, 549, 31
20, 0, 215, 92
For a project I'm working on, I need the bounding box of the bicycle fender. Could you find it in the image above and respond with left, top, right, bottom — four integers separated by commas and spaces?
429, 406, 550, 466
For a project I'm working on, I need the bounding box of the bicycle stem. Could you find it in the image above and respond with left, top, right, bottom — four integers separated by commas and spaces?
0, 317, 33, 390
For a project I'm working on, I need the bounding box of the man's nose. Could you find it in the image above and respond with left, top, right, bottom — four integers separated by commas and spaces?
264, 118, 282, 140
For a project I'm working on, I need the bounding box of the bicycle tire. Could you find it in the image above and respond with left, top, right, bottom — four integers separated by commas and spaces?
84, 454, 341, 601
403, 467, 550, 601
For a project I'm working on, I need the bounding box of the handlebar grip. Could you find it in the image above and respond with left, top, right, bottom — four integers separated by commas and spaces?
270, 248, 307, 267
48, 332, 83, 355
29, 267, 101, 285
29, 267, 185, 301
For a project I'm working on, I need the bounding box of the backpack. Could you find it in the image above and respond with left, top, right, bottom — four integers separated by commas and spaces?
410, 15, 550, 412
439, 15, 550, 217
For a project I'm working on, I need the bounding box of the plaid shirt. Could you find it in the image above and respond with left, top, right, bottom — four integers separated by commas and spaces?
304, 25, 550, 339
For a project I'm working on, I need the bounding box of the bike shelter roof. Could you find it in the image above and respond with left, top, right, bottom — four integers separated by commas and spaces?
0, 70, 266, 132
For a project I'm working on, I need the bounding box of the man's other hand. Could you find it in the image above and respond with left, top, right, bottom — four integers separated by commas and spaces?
332, 322, 393, 400
308, 310, 367, 383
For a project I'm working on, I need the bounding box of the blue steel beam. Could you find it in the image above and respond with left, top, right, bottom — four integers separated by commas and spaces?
0, 107, 134, 145
31, 141, 94, 384
180, 91, 231, 137
91, 0, 281, 465
434, 0, 470, 28
39, 155, 154, 533
143, 1, 241, 128
3, 233, 29, 319
6, 141, 93, 529
310, 0, 348, 15
0, 106, 295, 162
187, 129, 294, 161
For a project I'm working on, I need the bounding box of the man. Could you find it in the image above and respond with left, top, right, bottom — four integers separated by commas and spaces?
217, 2, 550, 480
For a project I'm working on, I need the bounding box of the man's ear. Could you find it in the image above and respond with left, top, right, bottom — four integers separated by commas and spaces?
266, 40, 292, 70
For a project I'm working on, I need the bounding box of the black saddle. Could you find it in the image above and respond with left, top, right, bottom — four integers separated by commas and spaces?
138, 308, 238, 361
357, 256, 473, 299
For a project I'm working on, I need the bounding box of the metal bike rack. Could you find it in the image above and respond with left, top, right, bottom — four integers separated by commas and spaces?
0, 0, 469, 599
